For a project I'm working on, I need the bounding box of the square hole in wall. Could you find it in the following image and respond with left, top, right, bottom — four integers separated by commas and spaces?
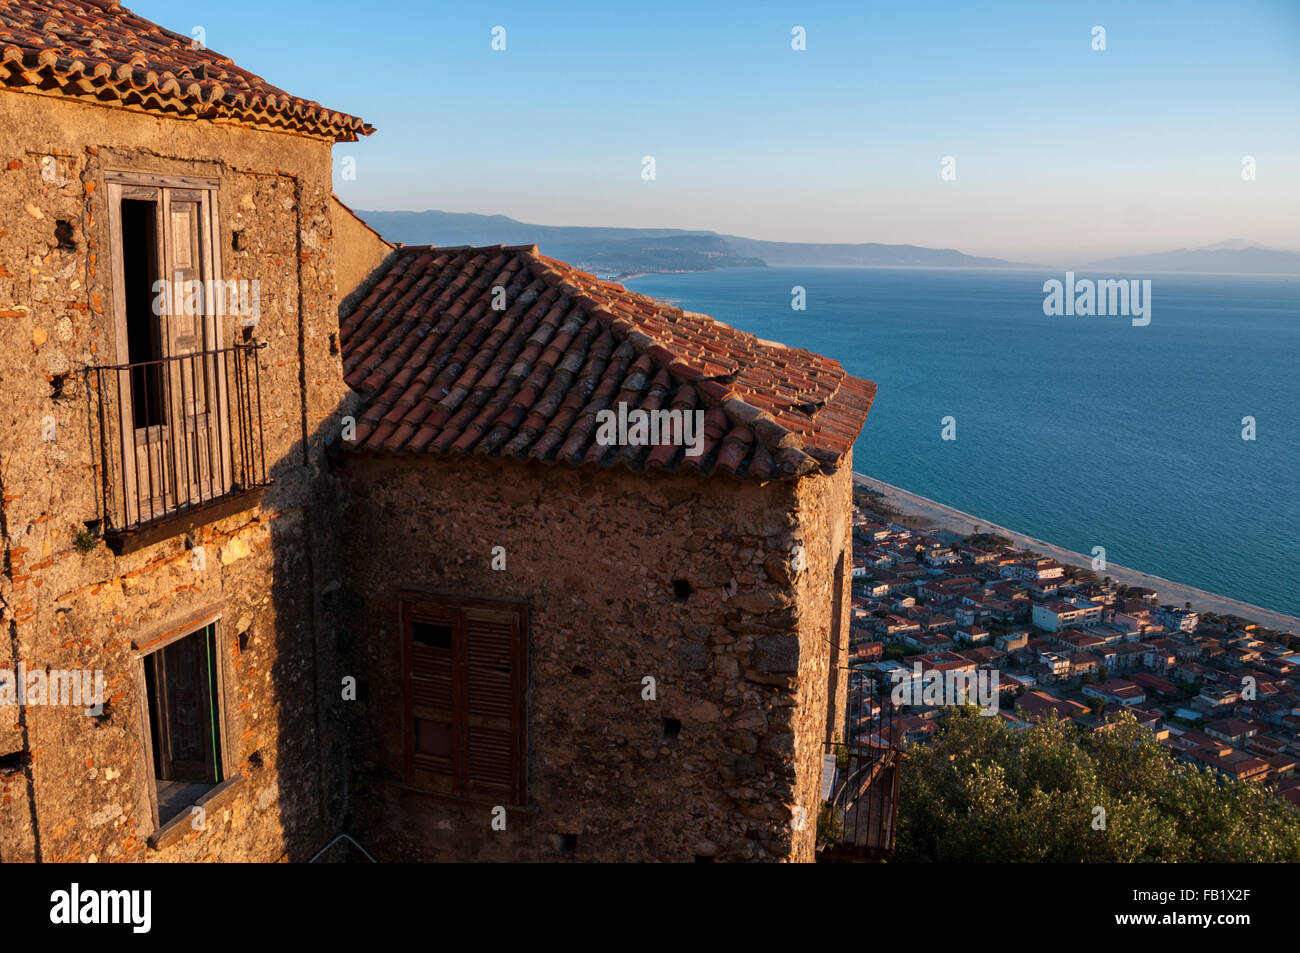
672, 579, 692, 602
54, 219, 76, 251
412, 621, 453, 650
662, 717, 682, 743
0, 750, 32, 774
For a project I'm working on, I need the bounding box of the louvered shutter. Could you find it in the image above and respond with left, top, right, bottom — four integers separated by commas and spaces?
403, 596, 526, 804
405, 600, 458, 795
462, 605, 526, 803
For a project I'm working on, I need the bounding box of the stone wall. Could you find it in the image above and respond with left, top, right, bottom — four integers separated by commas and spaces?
330, 196, 392, 311
0, 89, 350, 861
788, 453, 854, 861
338, 451, 849, 862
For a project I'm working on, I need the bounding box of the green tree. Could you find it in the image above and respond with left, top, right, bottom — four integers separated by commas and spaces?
896, 709, 1300, 862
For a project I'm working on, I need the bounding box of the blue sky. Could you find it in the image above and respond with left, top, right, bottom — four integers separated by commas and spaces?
133, 0, 1300, 261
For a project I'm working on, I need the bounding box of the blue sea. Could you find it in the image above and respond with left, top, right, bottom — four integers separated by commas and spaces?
625, 268, 1300, 618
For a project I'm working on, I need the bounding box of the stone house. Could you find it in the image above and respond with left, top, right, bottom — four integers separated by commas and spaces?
0, 0, 877, 863
0, 0, 370, 861
335, 245, 875, 861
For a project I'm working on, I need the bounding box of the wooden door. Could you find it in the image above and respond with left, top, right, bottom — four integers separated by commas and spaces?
109, 176, 230, 526
162, 190, 220, 506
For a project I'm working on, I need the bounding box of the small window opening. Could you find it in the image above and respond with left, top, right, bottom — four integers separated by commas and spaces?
92, 700, 112, 727
557, 834, 578, 858
144, 623, 222, 824
0, 750, 32, 773
412, 621, 453, 651
662, 717, 682, 742
672, 579, 692, 602
54, 219, 76, 251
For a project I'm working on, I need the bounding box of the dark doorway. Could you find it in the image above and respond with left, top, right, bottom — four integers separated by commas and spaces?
120, 198, 165, 429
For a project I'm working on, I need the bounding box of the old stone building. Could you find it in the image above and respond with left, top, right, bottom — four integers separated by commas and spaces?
0, 0, 370, 861
0, 0, 876, 863
336, 246, 875, 861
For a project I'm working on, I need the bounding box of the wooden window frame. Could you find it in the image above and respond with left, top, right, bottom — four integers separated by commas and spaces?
399, 591, 528, 806
130, 606, 242, 848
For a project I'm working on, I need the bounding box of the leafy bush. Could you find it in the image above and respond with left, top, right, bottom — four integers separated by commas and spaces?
896, 708, 1300, 861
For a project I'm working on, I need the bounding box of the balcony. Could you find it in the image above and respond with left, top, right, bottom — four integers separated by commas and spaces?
84, 344, 271, 555
818, 670, 904, 861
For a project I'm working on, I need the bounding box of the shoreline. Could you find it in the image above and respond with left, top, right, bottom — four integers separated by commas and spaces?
851, 471, 1300, 634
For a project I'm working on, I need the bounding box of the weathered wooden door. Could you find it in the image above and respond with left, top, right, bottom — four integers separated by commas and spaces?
162, 191, 220, 506
108, 173, 229, 526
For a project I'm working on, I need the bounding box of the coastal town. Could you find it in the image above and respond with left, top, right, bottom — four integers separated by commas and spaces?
845, 486, 1300, 811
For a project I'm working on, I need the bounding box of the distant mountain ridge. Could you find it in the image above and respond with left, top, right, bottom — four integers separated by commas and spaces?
355, 210, 1027, 277
354, 210, 1300, 278
1083, 245, 1300, 275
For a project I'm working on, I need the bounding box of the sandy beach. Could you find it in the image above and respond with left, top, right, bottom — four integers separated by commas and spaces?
852, 472, 1300, 634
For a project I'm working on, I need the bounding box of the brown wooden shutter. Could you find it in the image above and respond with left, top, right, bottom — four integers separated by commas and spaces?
405, 600, 457, 795
402, 596, 526, 804
462, 605, 526, 803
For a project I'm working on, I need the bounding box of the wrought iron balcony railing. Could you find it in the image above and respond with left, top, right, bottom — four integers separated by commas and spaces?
84, 343, 271, 553
819, 669, 904, 861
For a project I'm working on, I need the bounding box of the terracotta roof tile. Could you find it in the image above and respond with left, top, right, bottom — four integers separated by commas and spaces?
339, 244, 876, 480
0, 0, 371, 140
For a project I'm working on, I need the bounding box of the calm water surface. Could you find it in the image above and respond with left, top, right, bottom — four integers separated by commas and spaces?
627, 267, 1300, 617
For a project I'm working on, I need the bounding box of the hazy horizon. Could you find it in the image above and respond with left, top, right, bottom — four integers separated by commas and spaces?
350, 207, 1300, 267
133, 0, 1300, 261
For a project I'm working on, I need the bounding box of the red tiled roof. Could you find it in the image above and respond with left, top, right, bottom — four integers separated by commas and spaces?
339, 244, 876, 479
0, 0, 371, 140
